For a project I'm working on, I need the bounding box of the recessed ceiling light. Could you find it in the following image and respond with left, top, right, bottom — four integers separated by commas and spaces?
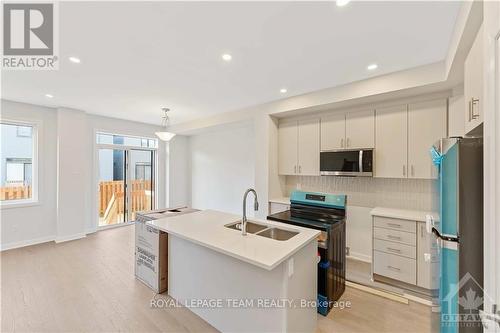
367, 63, 378, 71
69, 56, 81, 63
45, 94, 54, 98
222, 54, 232, 61
280, 88, 288, 94
336, 0, 351, 7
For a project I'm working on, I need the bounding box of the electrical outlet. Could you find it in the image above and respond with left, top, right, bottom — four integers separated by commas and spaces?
296, 183, 302, 190
346, 246, 350, 256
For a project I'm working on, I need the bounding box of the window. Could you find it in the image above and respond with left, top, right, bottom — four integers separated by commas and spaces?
5, 158, 32, 184
1, 122, 36, 203
135, 162, 151, 180
96, 133, 158, 148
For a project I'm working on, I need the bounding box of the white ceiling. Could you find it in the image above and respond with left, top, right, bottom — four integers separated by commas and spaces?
1, 1, 461, 125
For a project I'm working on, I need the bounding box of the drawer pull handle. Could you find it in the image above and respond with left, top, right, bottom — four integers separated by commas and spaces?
387, 247, 401, 253
387, 265, 401, 272
387, 223, 401, 228
387, 235, 401, 240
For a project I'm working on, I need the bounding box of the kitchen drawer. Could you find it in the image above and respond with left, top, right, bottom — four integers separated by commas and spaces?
373, 216, 416, 233
374, 251, 416, 285
373, 239, 416, 259
373, 227, 416, 246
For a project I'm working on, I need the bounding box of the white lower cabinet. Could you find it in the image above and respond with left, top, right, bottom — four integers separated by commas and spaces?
374, 251, 417, 285
417, 223, 439, 289
372, 216, 437, 290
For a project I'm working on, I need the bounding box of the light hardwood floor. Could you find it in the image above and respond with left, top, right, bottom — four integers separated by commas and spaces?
1, 225, 435, 332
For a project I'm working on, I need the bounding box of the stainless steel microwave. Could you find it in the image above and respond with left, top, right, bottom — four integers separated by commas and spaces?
320, 149, 373, 176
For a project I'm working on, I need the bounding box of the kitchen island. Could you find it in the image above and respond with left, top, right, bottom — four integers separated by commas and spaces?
148, 209, 320, 333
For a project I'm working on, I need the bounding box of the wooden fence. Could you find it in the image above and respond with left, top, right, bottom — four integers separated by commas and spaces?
99, 180, 152, 224
0, 185, 31, 201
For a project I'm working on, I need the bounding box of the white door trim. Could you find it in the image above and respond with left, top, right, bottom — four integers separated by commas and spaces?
483, 2, 500, 331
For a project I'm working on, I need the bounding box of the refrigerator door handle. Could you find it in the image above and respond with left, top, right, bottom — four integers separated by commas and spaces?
431, 227, 459, 243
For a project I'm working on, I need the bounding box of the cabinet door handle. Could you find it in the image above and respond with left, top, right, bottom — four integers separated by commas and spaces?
471, 98, 480, 120
388, 223, 401, 228
341, 138, 344, 148
299, 165, 302, 173
294, 165, 297, 174
387, 235, 401, 241
403, 165, 406, 177
387, 265, 401, 272
346, 138, 350, 147
387, 247, 401, 253
421, 225, 424, 238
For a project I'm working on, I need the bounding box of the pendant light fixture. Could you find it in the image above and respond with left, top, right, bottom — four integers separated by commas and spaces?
155, 108, 176, 141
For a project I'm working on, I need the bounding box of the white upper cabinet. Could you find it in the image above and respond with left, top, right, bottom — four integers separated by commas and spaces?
320, 113, 345, 151
464, 25, 483, 134
278, 118, 320, 176
408, 99, 446, 179
297, 118, 320, 176
278, 120, 298, 175
345, 109, 375, 149
280, 99, 446, 179
375, 105, 408, 178
320, 109, 374, 151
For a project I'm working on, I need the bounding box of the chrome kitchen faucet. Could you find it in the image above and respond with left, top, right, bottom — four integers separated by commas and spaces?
242, 188, 259, 236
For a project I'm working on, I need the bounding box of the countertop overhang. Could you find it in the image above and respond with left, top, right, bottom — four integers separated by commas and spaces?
370, 207, 440, 222
147, 210, 320, 271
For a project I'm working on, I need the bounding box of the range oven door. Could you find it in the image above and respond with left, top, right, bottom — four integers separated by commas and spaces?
320, 149, 373, 176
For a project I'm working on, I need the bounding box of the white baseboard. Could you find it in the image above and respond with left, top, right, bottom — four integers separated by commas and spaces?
0, 235, 55, 251
55, 232, 86, 243
346, 281, 409, 304
348, 252, 372, 263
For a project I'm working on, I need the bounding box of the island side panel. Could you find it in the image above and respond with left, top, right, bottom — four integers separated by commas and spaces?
169, 234, 310, 333
283, 240, 318, 333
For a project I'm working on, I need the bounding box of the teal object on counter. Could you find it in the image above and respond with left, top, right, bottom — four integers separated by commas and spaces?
290, 190, 346, 209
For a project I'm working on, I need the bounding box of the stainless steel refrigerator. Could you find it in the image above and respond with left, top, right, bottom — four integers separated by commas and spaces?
429, 137, 483, 333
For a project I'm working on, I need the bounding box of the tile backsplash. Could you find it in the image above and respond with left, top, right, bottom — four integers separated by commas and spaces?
285, 176, 439, 211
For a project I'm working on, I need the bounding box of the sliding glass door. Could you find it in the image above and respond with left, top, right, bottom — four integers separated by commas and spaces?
98, 148, 126, 226
128, 149, 154, 221
97, 133, 157, 227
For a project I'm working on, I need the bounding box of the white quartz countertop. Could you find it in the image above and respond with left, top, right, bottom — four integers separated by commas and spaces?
147, 210, 320, 271
370, 207, 440, 222
269, 197, 290, 205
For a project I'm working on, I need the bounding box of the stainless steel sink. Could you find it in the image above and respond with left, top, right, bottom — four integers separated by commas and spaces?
256, 228, 298, 241
225, 221, 268, 234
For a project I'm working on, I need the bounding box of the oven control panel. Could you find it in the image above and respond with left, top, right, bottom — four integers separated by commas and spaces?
290, 191, 346, 209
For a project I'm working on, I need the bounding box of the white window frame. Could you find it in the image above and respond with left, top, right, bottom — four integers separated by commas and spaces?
0, 120, 39, 208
